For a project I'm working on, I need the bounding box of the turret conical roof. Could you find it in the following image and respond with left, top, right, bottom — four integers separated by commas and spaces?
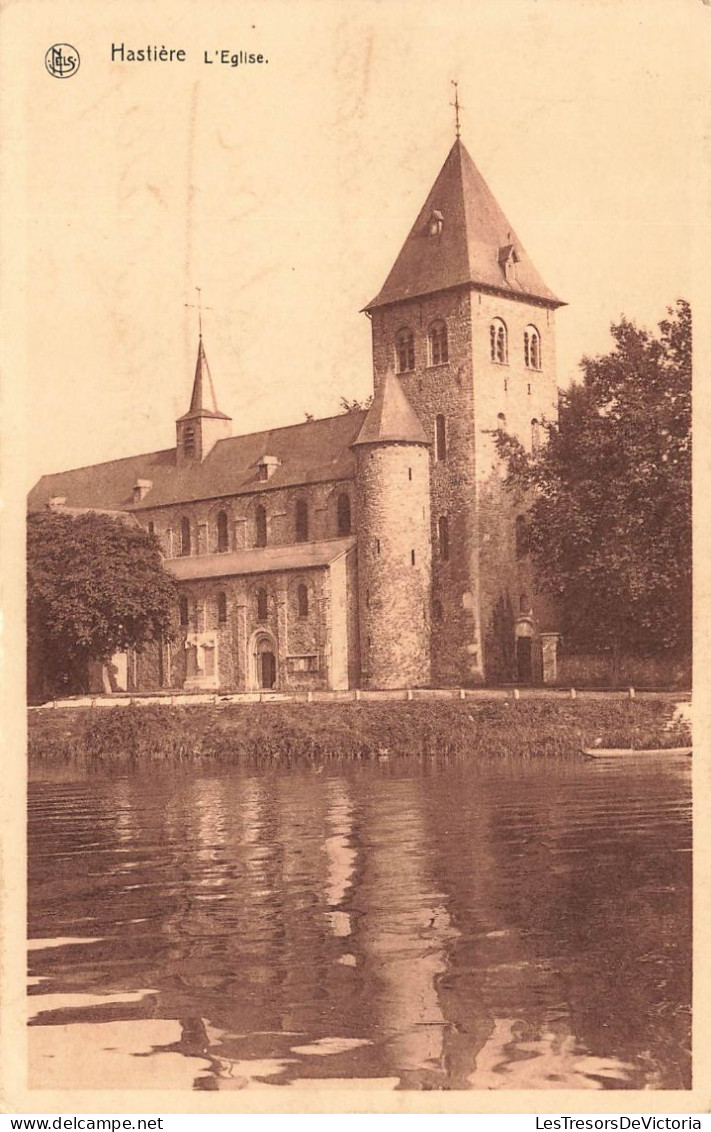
177, 338, 231, 422
366, 138, 563, 311
352, 371, 428, 447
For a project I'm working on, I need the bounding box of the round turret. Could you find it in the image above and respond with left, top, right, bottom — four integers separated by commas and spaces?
352, 373, 431, 689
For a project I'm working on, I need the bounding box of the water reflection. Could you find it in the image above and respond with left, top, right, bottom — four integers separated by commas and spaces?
28, 756, 691, 1091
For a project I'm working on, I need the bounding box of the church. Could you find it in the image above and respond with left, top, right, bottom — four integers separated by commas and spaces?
28, 135, 565, 694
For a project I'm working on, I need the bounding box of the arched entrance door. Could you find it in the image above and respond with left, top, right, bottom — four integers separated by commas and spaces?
252, 633, 277, 690
515, 618, 535, 685
516, 637, 533, 684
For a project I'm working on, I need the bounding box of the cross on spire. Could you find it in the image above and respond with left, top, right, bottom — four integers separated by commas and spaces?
450, 80, 462, 140
184, 286, 214, 339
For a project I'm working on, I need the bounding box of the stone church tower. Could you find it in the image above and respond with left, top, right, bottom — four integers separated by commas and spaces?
365, 138, 564, 684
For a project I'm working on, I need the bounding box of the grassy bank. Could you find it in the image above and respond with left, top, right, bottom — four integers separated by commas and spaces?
28, 696, 690, 766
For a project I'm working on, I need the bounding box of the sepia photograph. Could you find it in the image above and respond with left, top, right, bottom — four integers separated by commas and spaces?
2, 0, 705, 1115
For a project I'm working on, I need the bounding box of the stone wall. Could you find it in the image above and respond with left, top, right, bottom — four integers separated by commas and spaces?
137, 477, 355, 559
557, 650, 691, 690
355, 443, 431, 688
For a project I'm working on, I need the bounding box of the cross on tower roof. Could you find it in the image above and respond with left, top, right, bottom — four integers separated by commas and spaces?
450, 80, 462, 140
184, 286, 214, 339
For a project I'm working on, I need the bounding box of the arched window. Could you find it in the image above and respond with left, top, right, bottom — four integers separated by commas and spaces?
438, 515, 450, 561
256, 588, 268, 621
180, 516, 191, 556
524, 325, 541, 370
515, 515, 530, 559
490, 318, 508, 364
216, 510, 229, 553
428, 320, 448, 366
255, 505, 267, 548
337, 493, 351, 536
297, 583, 309, 618
531, 418, 541, 453
395, 327, 415, 374
435, 414, 447, 462
295, 499, 309, 543
179, 595, 189, 627
217, 592, 227, 624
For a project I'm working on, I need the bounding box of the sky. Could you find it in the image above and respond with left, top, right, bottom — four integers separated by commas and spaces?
6, 0, 707, 488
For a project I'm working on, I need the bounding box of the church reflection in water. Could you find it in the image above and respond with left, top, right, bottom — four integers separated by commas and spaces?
28, 759, 691, 1091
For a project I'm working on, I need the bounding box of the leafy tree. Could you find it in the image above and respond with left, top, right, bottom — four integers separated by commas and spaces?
27, 511, 178, 695
497, 300, 691, 663
339, 394, 373, 413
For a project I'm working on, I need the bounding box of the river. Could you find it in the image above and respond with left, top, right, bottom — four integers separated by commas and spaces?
28, 754, 691, 1092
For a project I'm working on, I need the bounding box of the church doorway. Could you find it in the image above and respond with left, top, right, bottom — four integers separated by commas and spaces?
252, 632, 278, 690
516, 637, 533, 684
260, 650, 276, 689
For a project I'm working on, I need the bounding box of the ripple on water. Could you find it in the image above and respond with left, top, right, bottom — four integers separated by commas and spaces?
28, 758, 691, 1091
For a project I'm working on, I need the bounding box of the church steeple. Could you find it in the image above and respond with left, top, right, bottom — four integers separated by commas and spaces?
176, 338, 232, 465
366, 138, 564, 312
187, 336, 224, 415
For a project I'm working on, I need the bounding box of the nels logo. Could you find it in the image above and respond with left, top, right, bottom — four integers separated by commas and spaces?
45, 44, 80, 79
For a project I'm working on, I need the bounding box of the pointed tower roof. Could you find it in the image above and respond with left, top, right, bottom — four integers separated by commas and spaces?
352, 371, 428, 447
366, 139, 563, 311
177, 338, 231, 422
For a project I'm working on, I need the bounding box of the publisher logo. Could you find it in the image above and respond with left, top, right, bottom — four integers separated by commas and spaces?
45, 44, 80, 78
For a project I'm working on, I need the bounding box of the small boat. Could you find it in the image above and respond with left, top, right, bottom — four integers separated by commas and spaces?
582, 745, 692, 759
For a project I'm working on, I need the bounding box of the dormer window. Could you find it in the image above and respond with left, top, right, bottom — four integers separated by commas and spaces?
498, 243, 520, 283
258, 454, 280, 482
132, 479, 152, 504
427, 209, 444, 237
395, 328, 415, 374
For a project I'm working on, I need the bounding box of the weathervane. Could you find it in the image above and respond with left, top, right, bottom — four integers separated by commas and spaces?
451, 80, 462, 139
184, 286, 214, 339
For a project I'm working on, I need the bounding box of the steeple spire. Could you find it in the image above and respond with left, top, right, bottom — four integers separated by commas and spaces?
188, 337, 223, 416
176, 334, 232, 465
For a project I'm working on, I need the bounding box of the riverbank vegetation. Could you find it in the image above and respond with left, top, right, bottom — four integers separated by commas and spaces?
28, 697, 690, 766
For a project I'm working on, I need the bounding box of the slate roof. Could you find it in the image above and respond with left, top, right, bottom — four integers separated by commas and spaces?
167, 537, 355, 581
28, 411, 367, 513
366, 139, 563, 310
352, 371, 429, 447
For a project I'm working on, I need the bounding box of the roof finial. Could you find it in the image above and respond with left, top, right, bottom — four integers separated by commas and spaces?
184, 286, 213, 339
450, 80, 461, 140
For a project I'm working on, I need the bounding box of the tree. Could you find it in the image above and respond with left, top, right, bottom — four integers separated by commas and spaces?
338, 394, 373, 413
27, 511, 178, 695
496, 300, 691, 663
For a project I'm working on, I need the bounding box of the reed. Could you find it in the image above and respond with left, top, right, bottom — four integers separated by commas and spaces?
27, 697, 690, 766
